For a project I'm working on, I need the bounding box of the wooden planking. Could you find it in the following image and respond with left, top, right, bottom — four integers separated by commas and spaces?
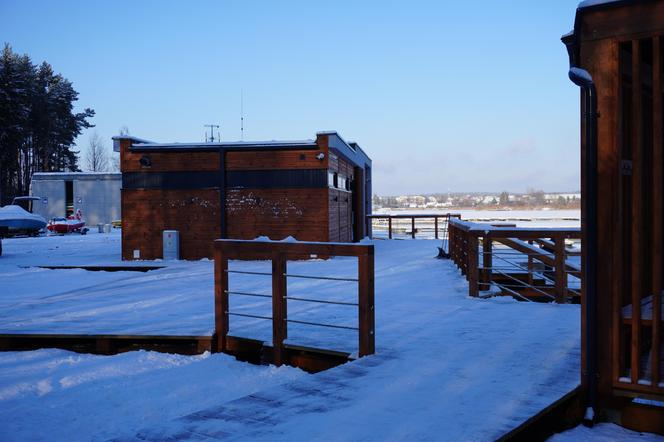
214, 247, 228, 353
328, 188, 352, 242
122, 188, 221, 260
215, 239, 373, 259
579, 36, 621, 400
121, 143, 219, 173
577, 6, 664, 402
358, 252, 375, 357
580, 3, 664, 43
652, 36, 663, 389
329, 190, 340, 242
339, 191, 351, 242
225, 149, 327, 170
353, 167, 365, 241
0, 334, 213, 355
225, 188, 328, 242
631, 39, 643, 384
272, 254, 287, 366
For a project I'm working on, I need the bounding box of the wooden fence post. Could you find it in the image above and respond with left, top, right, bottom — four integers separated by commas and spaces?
411, 217, 416, 239
435, 217, 439, 239
527, 240, 534, 287
554, 236, 566, 303
388, 217, 392, 239
359, 250, 375, 357
468, 233, 479, 297
214, 246, 229, 353
272, 252, 287, 366
449, 223, 456, 264
481, 236, 492, 291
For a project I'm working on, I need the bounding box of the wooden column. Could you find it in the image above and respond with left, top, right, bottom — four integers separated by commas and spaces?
527, 240, 534, 286
554, 236, 567, 304
651, 36, 662, 388
631, 39, 643, 384
214, 247, 229, 353
272, 253, 287, 366
481, 237, 492, 291
388, 217, 392, 239
411, 217, 416, 239
449, 222, 455, 263
358, 251, 375, 357
434, 217, 439, 239
353, 167, 365, 242
468, 233, 479, 297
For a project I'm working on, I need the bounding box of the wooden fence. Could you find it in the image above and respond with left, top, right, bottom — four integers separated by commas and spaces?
448, 218, 582, 303
367, 213, 461, 241
214, 239, 375, 366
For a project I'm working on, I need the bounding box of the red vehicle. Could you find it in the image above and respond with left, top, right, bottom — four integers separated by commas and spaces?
47, 209, 88, 234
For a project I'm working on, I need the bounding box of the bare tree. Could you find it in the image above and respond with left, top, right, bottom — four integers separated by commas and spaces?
85, 131, 109, 172
110, 126, 130, 171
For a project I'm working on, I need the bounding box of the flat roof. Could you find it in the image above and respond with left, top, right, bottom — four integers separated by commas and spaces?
131, 140, 318, 150
32, 172, 121, 181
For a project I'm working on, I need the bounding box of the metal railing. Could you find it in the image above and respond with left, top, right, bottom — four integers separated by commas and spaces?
213, 239, 375, 366
448, 218, 582, 303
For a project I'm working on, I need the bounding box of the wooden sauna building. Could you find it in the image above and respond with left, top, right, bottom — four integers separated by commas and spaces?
113, 131, 371, 260
563, 0, 664, 432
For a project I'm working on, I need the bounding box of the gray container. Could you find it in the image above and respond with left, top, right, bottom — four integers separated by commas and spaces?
97, 223, 104, 233
104, 223, 112, 233
163, 230, 180, 260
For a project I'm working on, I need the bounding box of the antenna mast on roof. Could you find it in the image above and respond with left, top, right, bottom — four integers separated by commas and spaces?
240, 89, 244, 141
204, 124, 220, 142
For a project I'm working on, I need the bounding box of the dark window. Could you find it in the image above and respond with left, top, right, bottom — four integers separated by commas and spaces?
328, 172, 338, 188
338, 175, 347, 191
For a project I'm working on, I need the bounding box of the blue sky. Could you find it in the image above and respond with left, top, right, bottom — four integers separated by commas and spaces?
1, 0, 582, 195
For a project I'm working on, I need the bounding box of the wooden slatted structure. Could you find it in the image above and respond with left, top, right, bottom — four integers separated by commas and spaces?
114, 132, 372, 260
448, 218, 581, 303
213, 239, 375, 366
367, 213, 461, 240
563, 0, 664, 432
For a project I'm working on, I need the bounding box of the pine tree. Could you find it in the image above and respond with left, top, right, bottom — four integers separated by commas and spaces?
0, 43, 94, 204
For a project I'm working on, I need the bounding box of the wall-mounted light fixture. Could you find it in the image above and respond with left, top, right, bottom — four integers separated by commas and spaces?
316, 152, 325, 161
139, 155, 152, 167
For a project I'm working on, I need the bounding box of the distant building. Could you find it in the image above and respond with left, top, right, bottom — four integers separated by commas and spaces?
30, 172, 121, 225
115, 131, 372, 260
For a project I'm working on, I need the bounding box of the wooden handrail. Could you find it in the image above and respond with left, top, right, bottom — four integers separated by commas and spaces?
367, 213, 461, 240
214, 239, 375, 363
447, 218, 581, 303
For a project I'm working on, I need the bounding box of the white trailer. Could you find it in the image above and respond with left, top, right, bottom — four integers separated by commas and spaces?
30, 172, 121, 226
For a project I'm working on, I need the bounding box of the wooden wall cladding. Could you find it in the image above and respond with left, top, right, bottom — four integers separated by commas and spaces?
121, 144, 219, 173
328, 188, 352, 242
329, 152, 355, 180
226, 149, 327, 171
122, 189, 221, 260
226, 188, 328, 241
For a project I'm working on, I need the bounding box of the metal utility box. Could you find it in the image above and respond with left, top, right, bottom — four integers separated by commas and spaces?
163, 230, 180, 260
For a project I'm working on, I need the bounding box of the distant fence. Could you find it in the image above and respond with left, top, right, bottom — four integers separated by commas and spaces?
448, 218, 582, 303
367, 213, 461, 242
214, 239, 375, 366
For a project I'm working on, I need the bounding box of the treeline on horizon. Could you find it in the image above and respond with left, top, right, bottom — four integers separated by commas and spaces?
374, 190, 581, 210
0, 44, 94, 205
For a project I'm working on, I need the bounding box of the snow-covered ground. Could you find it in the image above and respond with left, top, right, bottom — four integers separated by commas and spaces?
0, 229, 585, 440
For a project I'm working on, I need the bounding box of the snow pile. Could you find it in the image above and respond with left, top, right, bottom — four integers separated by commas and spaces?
550, 423, 664, 441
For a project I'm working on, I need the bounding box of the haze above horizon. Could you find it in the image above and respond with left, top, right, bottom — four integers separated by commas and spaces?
1, 0, 582, 195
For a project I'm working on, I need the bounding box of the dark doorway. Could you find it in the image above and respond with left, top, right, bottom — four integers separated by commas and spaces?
65, 180, 74, 217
